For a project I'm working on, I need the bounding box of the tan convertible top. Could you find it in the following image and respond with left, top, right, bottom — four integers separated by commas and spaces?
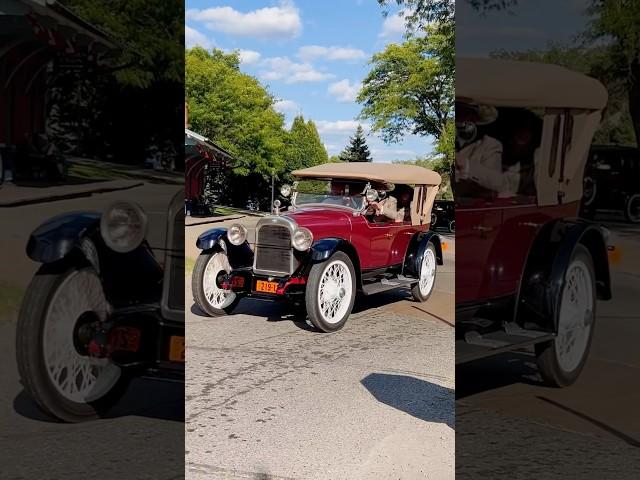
292, 162, 441, 187
457, 57, 608, 110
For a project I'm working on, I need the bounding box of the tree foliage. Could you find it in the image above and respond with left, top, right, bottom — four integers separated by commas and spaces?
339, 125, 372, 162
186, 47, 286, 179
357, 24, 453, 144
284, 115, 328, 173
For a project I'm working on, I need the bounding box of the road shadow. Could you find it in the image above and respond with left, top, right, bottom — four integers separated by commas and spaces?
14, 377, 184, 423
189, 300, 314, 331
361, 373, 454, 429
456, 351, 545, 399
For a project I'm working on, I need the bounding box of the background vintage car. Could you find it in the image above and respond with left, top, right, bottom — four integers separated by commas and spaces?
581, 144, 640, 223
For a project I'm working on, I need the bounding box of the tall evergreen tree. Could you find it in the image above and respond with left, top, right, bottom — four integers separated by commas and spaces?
340, 125, 372, 162
285, 115, 329, 171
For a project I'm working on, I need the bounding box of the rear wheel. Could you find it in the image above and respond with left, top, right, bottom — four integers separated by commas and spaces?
624, 193, 640, 223
192, 251, 240, 316
16, 264, 129, 422
411, 243, 437, 302
536, 245, 596, 387
305, 252, 356, 332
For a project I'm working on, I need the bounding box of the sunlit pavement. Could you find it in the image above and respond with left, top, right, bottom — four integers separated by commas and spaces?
185, 227, 455, 479
456, 214, 640, 478
0, 184, 184, 480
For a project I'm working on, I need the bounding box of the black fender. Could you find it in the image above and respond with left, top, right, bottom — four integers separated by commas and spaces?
196, 227, 253, 268
404, 231, 444, 277
26, 212, 164, 305
309, 238, 362, 288
26, 212, 101, 263
517, 219, 611, 330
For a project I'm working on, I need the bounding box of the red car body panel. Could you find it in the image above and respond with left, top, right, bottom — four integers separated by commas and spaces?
456, 197, 580, 303
284, 206, 428, 270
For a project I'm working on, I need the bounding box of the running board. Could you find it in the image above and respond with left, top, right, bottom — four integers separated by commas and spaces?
456, 327, 555, 364
361, 275, 416, 295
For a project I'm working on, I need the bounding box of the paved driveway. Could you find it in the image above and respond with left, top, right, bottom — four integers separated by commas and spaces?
185, 224, 455, 479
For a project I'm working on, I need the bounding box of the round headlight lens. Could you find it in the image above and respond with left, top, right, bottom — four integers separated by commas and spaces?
100, 202, 147, 253
280, 184, 292, 197
227, 223, 247, 246
292, 227, 313, 251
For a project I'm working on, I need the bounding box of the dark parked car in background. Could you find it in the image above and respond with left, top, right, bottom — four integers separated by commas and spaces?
431, 199, 455, 232
581, 145, 640, 223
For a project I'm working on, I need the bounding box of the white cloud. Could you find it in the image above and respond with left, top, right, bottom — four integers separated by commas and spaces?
273, 99, 299, 115
379, 13, 406, 38
238, 49, 261, 65
328, 79, 360, 103
260, 57, 334, 84
297, 45, 366, 62
185, 25, 213, 49
186, 1, 302, 39
315, 120, 370, 135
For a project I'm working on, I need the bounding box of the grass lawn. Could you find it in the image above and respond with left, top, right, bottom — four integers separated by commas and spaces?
0, 281, 25, 324
185, 256, 196, 277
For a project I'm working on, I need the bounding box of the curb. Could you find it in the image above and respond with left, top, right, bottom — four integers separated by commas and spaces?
0, 181, 144, 208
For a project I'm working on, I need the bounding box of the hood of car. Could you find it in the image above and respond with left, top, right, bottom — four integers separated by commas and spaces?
283, 207, 353, 239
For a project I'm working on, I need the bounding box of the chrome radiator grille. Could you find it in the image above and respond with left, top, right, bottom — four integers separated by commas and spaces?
254, 224, 292, 275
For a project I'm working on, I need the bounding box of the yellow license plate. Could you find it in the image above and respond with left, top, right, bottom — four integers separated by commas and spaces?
169, 336, 185, 362
256, 280, 278, 293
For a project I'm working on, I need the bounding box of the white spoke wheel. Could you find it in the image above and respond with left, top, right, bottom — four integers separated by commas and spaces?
412, 243, 438, 302
192, 251, 239, 317
536, 245, 596, 387
306, 252, 356, 332
16, 264, 129, 422
624, 194, 640, 224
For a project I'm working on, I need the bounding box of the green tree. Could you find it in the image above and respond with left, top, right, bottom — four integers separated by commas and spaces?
186, 47, 285, 179
284, 115, 329, 172
358, 24, 453, 144
339, 125, 372, 162
186, 47, 287, 208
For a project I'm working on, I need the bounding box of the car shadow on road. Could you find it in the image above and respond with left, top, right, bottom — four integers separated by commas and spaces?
361, 373, 454, 429
189, 300, 315, 331
14, 378, 184, 423
456, 351, 545, 399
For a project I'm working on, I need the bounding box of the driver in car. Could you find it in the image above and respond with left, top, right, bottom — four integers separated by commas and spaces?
367, 182, 399, 223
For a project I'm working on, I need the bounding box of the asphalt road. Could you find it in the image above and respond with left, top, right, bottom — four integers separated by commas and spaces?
185, 221, 455, 480
0, 184, 184, 480
456, 213, 640, 478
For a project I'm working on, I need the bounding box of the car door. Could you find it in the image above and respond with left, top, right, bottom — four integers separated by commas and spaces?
367, 221, 395, 268
455, 199, 503, 304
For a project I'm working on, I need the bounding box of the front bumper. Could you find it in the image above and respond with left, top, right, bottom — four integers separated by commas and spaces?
219, 267, 307, 300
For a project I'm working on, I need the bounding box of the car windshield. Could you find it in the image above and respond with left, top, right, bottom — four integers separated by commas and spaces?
293, 179, 367, 210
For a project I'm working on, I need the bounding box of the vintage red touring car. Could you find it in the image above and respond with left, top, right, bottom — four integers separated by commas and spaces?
455, 58, 612, 387
192, 163, 444, 332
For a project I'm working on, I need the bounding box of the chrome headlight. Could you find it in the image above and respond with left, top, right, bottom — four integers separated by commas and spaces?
228, 223, 247, 246
100, 202, 147, 253
292, 227, 313, 251
280, 184, 292, 197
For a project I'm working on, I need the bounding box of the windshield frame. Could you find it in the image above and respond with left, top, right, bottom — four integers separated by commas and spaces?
290, 178, 371, 212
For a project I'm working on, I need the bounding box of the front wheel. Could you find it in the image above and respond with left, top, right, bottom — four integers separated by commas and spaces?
535, 245, 596, 387
192, 251, 240, 317
411, 243, 438, 302
16, 264, 129, 422
448, 220, 455, 233
624, 193, 640, 223
305, 252, 356, 332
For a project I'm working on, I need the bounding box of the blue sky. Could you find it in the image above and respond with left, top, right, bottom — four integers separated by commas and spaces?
185, 0, 432, 163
